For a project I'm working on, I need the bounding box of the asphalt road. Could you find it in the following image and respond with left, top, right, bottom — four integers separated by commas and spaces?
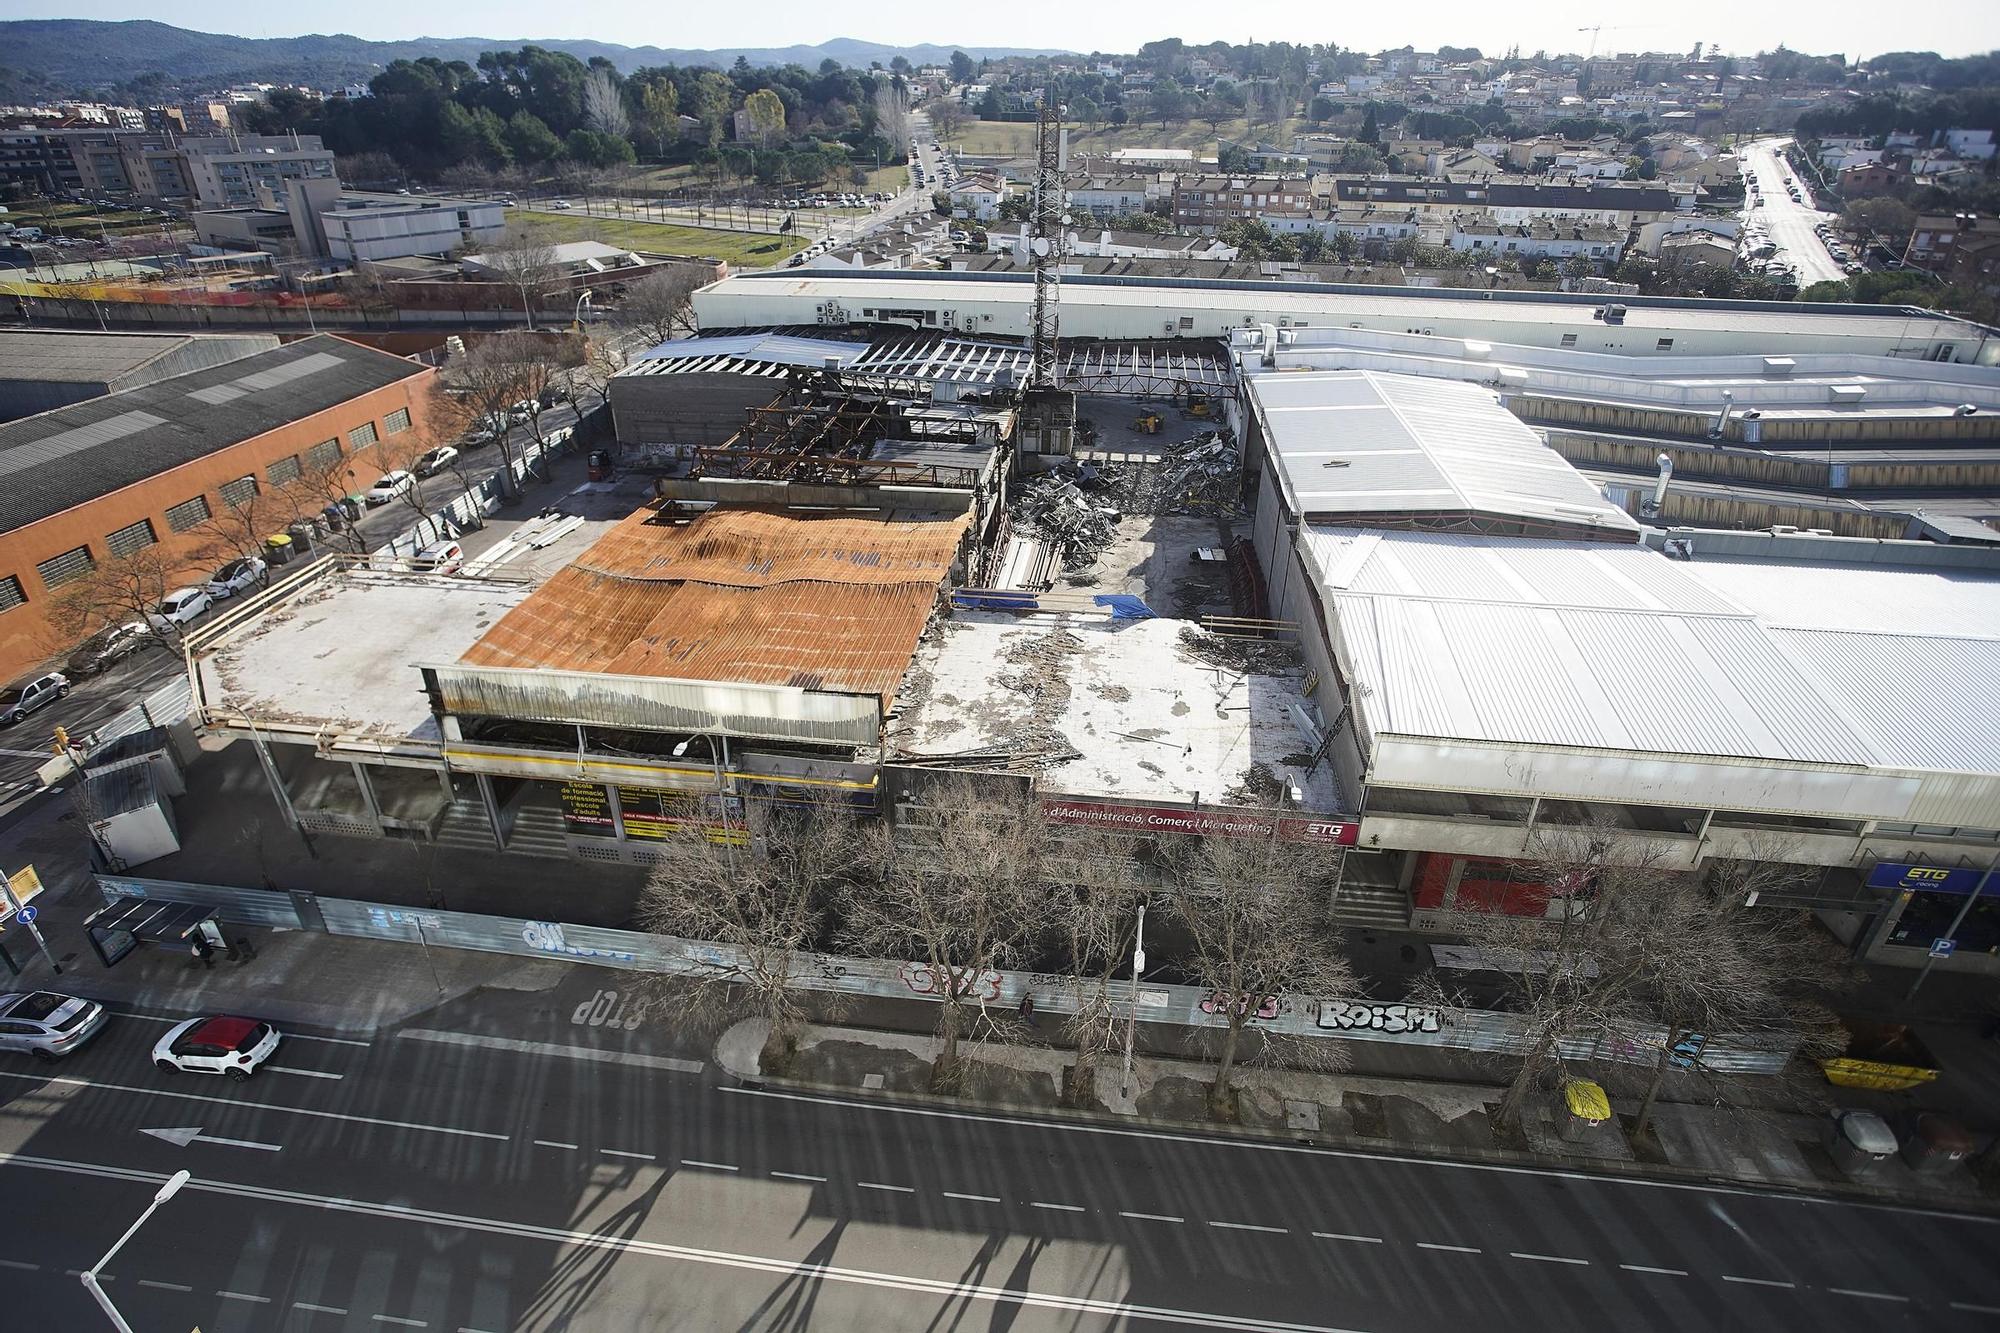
0, 404, 579, 812
0, 969, 1996, 1332
1741, 138, 1848, 288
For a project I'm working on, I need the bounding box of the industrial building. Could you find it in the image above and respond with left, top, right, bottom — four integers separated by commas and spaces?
691, 270, 1999, 363
0, 334, 436, 679
0, 330, 277, 422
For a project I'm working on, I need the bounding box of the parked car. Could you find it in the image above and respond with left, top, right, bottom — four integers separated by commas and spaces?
0, 672, 69, 726
413, 445, 459, 477
464, 413, 506, 445
538, 384, 570, 407
413, 539, 465, 575
364, 470, 415, 505
551, 198, 574, 210
153, 1015, 281, 1081
66, 620, 155, 676
507, 400, 537, 422
148, 587, 211, 632
0, 992, 108, 1062
206, 556, 267, 600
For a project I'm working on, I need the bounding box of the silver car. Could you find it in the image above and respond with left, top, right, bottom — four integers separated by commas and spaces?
0, 991, 109, 1062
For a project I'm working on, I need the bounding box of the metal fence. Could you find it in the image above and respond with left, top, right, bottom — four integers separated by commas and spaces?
96, 874, 1792, 1075
369, 425, 579, 566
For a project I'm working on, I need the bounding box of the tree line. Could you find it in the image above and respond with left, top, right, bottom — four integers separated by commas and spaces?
238, 47, 912, 181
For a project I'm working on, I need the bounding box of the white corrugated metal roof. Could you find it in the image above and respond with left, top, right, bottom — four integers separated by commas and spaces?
1308, 529, 2000, 777
1253, 371, 1639, 533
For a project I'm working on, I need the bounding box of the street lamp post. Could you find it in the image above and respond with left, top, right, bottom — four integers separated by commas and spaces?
1120, 900, 1148, 1099
572, 288, 594, 332
80, 1170, 191, 1332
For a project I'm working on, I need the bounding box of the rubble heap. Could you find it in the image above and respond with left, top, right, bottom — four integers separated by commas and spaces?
1011, 476, 1122, 570
1144, 432, 1242, 516
1176, 624, 1302, 673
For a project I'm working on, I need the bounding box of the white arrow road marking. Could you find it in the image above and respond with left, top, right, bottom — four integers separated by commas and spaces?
141, 1126, 282, 1152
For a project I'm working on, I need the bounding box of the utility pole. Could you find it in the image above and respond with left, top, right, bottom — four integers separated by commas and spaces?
1120, 900, 1148, 1099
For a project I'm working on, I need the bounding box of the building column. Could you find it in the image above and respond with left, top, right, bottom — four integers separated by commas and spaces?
475, 772, 505, 852
250, 734, 302, 832
349, 761, 386, 834
436, 767, 455, 803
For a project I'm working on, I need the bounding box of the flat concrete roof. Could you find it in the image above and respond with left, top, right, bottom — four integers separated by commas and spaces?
889, 613, 1338, 811
199, 572, 532, 741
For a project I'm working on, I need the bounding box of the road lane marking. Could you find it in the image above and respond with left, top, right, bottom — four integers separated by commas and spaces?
1510, 1252, 1588, 1266
266, 1066, 343, 1081
1826, 1288, 1908, 1303
532, 1140, 578, 1150
1121, 1211, 1184, 1224
398, 1028, 703, 1075
1212, 1221, 1288, 1234
1415, 1243, 1480, 1254
0, 1071, 507, 1142
1030, 1201, 1085, 1213
113, 1013, 370, 1047
217, 1290, 272, 1303
680, 1159, 739, 1172
0, 1259, 40, 1271
600, 1149, 655, 1161
715, 1086, 1999, 1224
1951, 1302, 2000, 1315
771, 1171, 826, 1183
1619, 1264, 1688, 1277
944, 1192, 999, 1203
139, 1279, 193, 1291
857, 1181, 915, 1194
372, 1318, 426, 1328
5, 1149, 1376, 1333
296, 1303, 349, 1315
142, 1126, 282, 1152
1312, 1232, 1382, 1245
1721, 1276, 1794, 1289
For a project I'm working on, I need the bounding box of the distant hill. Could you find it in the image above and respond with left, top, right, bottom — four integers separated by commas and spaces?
0, 20, 1069, 95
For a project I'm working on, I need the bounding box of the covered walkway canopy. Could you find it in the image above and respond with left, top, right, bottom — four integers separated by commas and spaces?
84, 894, 218, 967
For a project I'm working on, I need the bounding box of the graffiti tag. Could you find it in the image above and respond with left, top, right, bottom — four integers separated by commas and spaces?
1317, 1000, 1444, 1035
899, 961, 1003, 1002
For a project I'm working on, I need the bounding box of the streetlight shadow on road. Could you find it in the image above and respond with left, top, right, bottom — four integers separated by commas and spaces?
736, 1218, 848, 1333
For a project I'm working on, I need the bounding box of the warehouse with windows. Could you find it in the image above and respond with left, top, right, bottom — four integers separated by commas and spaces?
0, 335, 435, 679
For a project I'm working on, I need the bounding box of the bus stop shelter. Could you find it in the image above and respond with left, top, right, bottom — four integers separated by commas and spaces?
83, 896, 222, 968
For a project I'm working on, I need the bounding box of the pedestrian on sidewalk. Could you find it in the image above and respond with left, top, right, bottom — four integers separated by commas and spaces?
1019, 993, 1038, 1029
190, 934, 214, 970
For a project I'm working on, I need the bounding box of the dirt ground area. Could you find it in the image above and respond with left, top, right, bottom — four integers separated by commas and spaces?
1070, 513, 1235, 618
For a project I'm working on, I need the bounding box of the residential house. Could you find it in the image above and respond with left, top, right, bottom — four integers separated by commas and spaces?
947, 172, 1010, 222
1171, 175, 1312, 231
1447, 217, 1627, 265
1906, 213, 2000, 273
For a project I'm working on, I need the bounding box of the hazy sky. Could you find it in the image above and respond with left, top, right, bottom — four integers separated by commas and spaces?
21, 1, 2000, 62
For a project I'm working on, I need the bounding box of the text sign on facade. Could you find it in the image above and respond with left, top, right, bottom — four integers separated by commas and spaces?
1042, 797, 1359, 846
1867, 862, 1989, 895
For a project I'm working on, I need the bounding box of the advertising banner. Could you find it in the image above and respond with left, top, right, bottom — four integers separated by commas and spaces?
558, 781, 615, 836
1041, 796, 1359, 846
1867, 861, 1991, 895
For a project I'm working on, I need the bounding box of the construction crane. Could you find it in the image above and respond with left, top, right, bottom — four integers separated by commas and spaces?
1577, 24, 1664, 60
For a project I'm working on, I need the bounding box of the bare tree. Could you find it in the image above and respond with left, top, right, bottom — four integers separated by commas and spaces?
1041, 830, 1146, 1108
612, 265, 705, 348
638, 794, 874, 1074
840, 775, 1054, 1095
561, 335, 627, 420
873, 81, 911, 153
582, 68, 631, 140
383, 388, 481, 550
446, 334, 563, 502
478, 225, 566, 330
1162, 833, 1357, 1121
46, 544, 195, 657
1417, 822, 1850, 1134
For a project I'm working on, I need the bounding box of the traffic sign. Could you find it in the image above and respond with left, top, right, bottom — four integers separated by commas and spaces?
1930, 937, 1957, 959
16, 905, 35, 924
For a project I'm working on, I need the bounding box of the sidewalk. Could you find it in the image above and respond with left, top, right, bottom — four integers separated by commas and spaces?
714, 1017, 1998, 1214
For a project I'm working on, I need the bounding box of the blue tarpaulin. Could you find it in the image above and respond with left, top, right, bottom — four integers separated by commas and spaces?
1093, 594, 1158, 619
953, 590, 1039, 611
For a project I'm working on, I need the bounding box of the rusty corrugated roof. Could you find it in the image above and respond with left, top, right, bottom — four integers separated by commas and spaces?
461, 503, 968, 702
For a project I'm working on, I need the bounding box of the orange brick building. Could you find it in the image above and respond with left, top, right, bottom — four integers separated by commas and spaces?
0, 334, 436, 680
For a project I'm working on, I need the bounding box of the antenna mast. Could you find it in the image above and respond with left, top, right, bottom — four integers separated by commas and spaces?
1027, 88, 1064, 388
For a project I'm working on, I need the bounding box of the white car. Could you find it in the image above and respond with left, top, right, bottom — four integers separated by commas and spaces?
149, 586, 211, 631
153, 1015, 281, 1081
364, 470, 414, 505
206, 556, 267, 600
413, 445, 459, 477
551, 199, 573, 210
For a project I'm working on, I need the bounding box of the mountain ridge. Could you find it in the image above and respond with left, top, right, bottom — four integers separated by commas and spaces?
0, 20, 1070, 95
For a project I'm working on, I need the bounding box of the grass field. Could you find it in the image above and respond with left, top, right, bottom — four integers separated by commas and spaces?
625, 161, 909, 197
514, 210, 807, 266
3, 198, 176, 237
942, 118, 1302, 157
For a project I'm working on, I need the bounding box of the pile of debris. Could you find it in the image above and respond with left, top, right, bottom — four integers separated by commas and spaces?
1144, 432, 1242, 516
1176, 624, 1302, 674
1011, 476, 1121, 570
